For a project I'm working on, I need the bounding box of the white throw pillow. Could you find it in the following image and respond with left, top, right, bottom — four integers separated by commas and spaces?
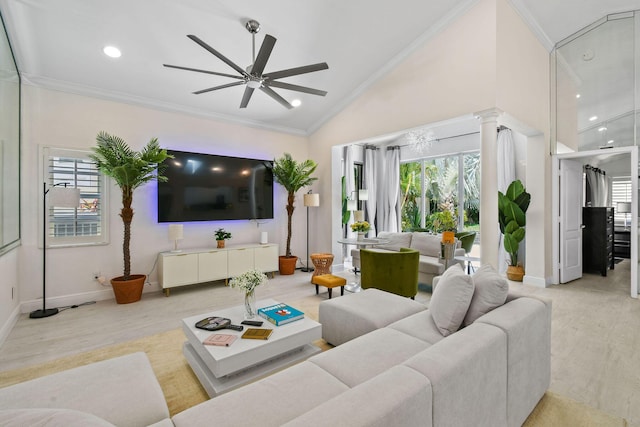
429, 264, 474, 336
463, 264, 509, 326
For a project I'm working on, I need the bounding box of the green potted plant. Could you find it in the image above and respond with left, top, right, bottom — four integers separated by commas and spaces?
89, 131, 172, 303
214, 228, 232, 248
272, 153, 318, 275
498, 179, 531, 281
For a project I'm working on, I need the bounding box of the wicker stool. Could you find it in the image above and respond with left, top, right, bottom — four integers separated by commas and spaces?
310, 253, 334, 282
311, 274, 346, 299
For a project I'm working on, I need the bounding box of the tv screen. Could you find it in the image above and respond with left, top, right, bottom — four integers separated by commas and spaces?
158, 150, 274, 222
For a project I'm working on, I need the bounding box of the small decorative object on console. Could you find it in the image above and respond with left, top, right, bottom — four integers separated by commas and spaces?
214, 228, 232, 248
258, 303, 304, 326
229, 269, 268, 319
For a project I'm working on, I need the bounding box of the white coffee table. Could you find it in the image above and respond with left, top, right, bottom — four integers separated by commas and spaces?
182, 298, 322, 398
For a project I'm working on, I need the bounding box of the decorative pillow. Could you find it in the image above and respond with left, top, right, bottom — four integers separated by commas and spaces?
409, 232, 441, 257
462, 264, 509, 326
375, 232, 413, 251
428, 264, 474, 336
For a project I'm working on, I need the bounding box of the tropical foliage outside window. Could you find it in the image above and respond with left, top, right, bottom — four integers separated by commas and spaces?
400, 152, 480, 233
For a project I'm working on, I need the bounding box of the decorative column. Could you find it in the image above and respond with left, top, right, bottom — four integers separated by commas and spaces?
476, 109, 501, 270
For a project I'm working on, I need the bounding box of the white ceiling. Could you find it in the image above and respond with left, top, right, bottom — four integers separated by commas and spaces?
1, 0, 640, 136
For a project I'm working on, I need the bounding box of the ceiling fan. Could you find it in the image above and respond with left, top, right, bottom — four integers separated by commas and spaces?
164, 20, 329, 109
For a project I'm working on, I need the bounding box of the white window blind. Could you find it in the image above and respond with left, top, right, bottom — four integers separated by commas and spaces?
43, 147, 109, 247
611, 178, 632, 226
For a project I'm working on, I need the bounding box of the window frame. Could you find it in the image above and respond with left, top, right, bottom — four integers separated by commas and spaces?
40, 146, 109, 248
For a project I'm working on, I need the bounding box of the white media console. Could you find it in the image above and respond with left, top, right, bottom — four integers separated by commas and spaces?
158, 243, 279, 296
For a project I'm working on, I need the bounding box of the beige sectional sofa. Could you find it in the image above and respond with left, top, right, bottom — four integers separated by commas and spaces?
350, 231, 465, 285
0, 266, 551, 427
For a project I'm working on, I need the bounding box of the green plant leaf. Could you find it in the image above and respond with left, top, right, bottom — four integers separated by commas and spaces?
504, 201, 525, 226
504, 233, 518, 255
505, 220, 520, 234
506, 180, 524, 201
512, 227, 526, 243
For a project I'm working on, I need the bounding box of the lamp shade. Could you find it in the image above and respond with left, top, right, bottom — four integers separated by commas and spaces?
617, 202, 632, 213
346, 198, 357, 211
168, 224, 184, 241
354, 210, 365, 222
48, 187, 80, 208
303, 193, 320, 207
358, 189, 369, 201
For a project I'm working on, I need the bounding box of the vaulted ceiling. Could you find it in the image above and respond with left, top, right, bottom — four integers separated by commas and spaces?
1, 0, 639, 136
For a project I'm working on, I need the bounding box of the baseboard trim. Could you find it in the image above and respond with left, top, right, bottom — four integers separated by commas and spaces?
523, 275, 548, 288
0, 305, 20, 347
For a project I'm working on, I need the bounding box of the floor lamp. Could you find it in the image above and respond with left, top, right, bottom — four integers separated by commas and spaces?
30, 182, 81, 319
301, 191, 320, 272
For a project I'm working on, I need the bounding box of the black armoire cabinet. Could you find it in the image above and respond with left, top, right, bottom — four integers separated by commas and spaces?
582, 207, 614, 276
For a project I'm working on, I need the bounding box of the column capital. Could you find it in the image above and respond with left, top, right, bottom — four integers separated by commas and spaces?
474, 108, 503, 123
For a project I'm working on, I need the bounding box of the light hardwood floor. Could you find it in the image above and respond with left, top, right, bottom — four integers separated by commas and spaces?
1, 263, 639, 425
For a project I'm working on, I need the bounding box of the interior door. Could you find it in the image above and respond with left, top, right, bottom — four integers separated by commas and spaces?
560, 160, 584, 283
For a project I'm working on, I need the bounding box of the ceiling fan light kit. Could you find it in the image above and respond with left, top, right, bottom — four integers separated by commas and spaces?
164, 19, 328, 109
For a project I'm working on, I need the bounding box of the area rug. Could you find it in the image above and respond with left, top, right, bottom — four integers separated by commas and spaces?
0, 297, 628, 425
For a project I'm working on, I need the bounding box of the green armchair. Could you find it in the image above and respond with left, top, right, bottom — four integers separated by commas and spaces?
455, 231, 476, 254
360, 248, 420, 298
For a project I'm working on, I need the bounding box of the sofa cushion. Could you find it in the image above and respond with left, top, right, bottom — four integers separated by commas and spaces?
309, 328, 429, 387
172, 362, 349, 427
374, 231, 412, 251
410, 232, 442, 257
0, 408, 116, 427
282, 365, 433, 427
418, 255, 445, 276
387, 310, 445, 346
429, 263, 474, 336
463, 264, 509, 327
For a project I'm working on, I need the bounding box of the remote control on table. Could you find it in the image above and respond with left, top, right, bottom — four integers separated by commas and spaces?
226, 324, 244, 331
241, 320, 264, 326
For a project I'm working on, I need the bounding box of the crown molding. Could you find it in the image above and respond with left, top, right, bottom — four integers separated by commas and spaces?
20, 73, 309, 137
306, 0, 480, 136
507, 0, 555, 52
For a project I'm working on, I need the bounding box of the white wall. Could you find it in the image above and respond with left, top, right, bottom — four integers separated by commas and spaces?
18, 86, 308, 310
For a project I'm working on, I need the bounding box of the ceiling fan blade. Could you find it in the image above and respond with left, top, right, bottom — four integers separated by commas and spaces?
193, 81, 245, 95
187, 35, 248, 77
163, 64, 244, 80
266, 80, 327, 96
251, 34, 276, 76
260, 85, 293, 109
264, 62, 329, 80
240, 87, 255, 108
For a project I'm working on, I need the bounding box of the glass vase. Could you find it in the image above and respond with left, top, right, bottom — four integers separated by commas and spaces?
244, 289, 256, 319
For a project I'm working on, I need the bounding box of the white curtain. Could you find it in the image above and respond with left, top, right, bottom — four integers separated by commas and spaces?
497, 128, 516, 272
383, 146, 401, 232
364, 145, 378, 237
345, 145, 356, 239
585, 166, 608, 207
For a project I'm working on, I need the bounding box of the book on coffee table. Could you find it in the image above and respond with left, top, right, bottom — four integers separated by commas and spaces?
241, 328, 273, 340
258, 303, 304, 326
203, 333, 237, 347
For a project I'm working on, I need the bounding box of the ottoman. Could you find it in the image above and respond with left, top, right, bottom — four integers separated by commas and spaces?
318, 288, 427, 346
311, 274, 346, 299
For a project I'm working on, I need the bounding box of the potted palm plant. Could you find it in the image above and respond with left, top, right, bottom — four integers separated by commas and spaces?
89, 131, 172, 303
498, 179, 531, 281
272, 153, 317, 275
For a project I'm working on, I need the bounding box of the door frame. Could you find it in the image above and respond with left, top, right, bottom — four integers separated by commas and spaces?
552, 146, 638, 298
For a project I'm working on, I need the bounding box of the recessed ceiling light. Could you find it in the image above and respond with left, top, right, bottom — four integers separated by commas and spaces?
589, 116, 598, 121
607, 140, 614, 144
103, 46, 121, 58
576, 94, 581, 99
598, 127, 607, 132
291, 99, 302, 107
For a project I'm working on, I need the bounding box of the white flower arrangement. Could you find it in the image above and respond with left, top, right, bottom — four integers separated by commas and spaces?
229, 269, 268, 293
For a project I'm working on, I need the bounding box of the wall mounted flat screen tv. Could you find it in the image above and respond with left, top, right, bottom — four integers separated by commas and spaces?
158, 150, 274, 222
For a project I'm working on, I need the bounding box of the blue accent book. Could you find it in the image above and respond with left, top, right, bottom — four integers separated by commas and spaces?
258, 303, 304, 326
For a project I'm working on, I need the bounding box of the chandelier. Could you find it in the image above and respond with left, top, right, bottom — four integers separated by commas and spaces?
405, 129, 437, 154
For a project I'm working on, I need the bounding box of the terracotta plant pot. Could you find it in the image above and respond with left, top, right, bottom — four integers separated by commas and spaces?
217, 240, 225, 248
278, 256, 298, 275
506, 265, 525, 282
111, 274, 146, 304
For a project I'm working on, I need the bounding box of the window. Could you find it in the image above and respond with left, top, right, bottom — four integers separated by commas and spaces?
611, 177, 632, 227
42, 147, 109, 247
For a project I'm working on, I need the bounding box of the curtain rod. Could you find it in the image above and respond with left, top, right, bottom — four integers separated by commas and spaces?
395, 131, 480, 149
